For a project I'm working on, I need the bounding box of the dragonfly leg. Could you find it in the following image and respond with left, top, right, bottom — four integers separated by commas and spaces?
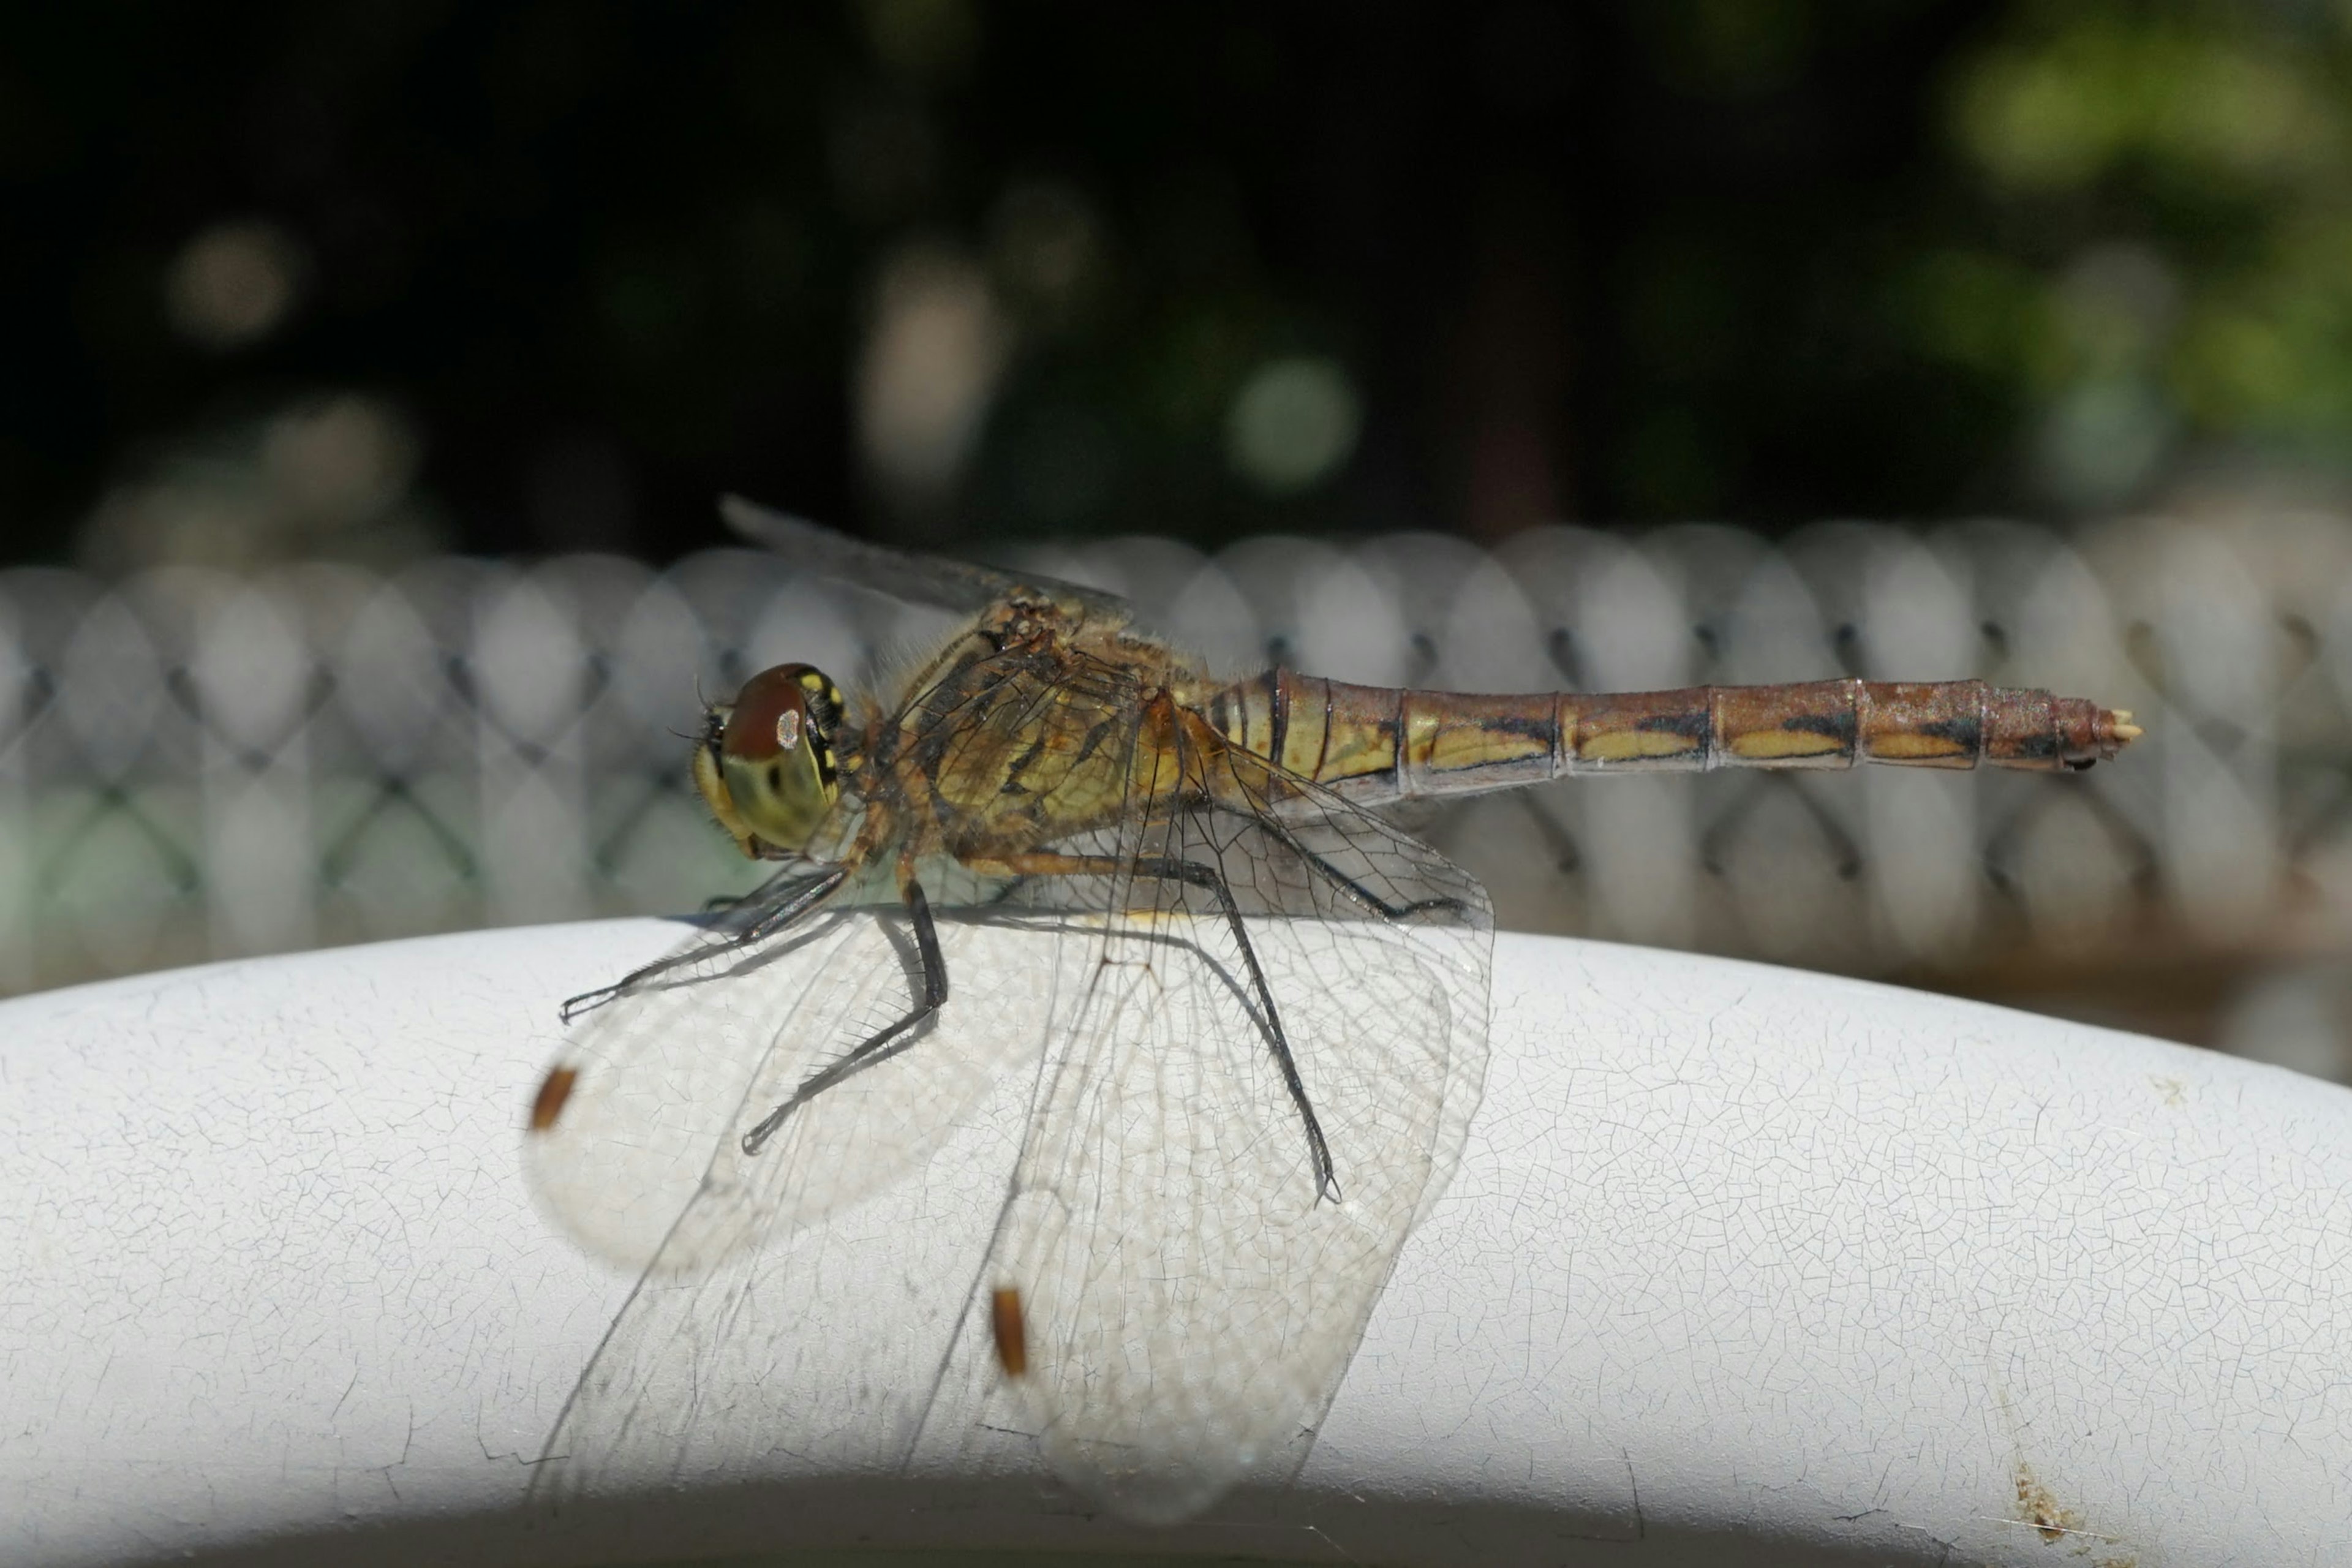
984, 848, 1341, 1204
1251, 813, 1471, 921
739, 876, 949, 1157
558, 865, 848, 1023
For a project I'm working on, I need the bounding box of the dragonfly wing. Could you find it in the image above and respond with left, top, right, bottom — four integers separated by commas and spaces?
526, 897, 1061, 1502
535, 639, 1488, 1520
963, 747, 1494, 1521
720, 495, 1132, 622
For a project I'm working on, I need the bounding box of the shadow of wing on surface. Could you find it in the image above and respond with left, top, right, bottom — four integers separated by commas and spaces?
524, 905, 1061, 1504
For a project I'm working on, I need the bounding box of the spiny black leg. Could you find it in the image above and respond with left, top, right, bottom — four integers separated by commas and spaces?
559, 865, 848, 1023
1255, 815, 1468, 921
1126, 850, 1340, 1204
740, 877, 951, 1156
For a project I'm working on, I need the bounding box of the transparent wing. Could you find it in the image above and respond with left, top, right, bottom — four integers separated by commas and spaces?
719, 494, 1131, 622
951, 729, 1494, 1522
524, 892, 1063, 1502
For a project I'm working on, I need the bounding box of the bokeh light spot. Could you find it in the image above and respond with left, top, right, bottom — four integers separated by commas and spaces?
856, 244, 1011, 513
165, 219, 306, 349
1224, 356, 1360, 495
2036, 377, 2171, 510
860, 0, 978, 84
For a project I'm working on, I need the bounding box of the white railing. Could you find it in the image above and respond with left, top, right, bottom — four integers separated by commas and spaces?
1, 511, 2333, 1025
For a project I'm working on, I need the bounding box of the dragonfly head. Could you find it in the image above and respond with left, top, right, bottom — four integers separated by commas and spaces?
694, 663, 845, 857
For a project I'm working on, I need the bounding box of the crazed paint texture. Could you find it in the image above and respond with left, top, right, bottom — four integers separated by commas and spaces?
2, 926, 2346, 1564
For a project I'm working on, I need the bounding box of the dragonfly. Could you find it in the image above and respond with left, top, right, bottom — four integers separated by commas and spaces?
524, 497, 2140, 1524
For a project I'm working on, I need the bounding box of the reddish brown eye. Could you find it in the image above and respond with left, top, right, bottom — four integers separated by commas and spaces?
708, 662, 842, 853
723, 665, 815, 761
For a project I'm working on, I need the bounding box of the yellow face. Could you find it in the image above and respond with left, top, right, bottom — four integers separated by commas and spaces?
692, 663, 845, 858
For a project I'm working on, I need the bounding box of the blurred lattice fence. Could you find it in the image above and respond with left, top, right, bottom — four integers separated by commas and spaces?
6, 513, 2346, 1068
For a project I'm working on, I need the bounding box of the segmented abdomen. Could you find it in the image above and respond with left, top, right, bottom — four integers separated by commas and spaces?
1202, 671, 2138, 805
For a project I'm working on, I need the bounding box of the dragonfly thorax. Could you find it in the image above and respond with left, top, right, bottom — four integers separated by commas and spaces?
695, 663, 845, 858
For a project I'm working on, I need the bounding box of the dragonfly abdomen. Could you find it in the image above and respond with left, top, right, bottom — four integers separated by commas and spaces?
1206, 671, 2139, 804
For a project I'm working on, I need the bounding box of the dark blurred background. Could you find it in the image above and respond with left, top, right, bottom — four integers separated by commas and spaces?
7, 1, 2352, 1079
8, 0, 2348, 567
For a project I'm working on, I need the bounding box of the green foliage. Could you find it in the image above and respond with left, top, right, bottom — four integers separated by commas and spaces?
1928, 1, 2352, 505
7, 2, 2351, 559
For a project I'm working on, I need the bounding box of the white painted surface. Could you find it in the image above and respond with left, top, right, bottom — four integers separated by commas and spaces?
2, 919, 2346, 1566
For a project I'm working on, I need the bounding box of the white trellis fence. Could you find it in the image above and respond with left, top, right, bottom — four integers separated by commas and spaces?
2, 511, 2340, 1060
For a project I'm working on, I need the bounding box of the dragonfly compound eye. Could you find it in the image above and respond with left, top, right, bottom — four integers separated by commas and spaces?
696, 663, 842, 855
